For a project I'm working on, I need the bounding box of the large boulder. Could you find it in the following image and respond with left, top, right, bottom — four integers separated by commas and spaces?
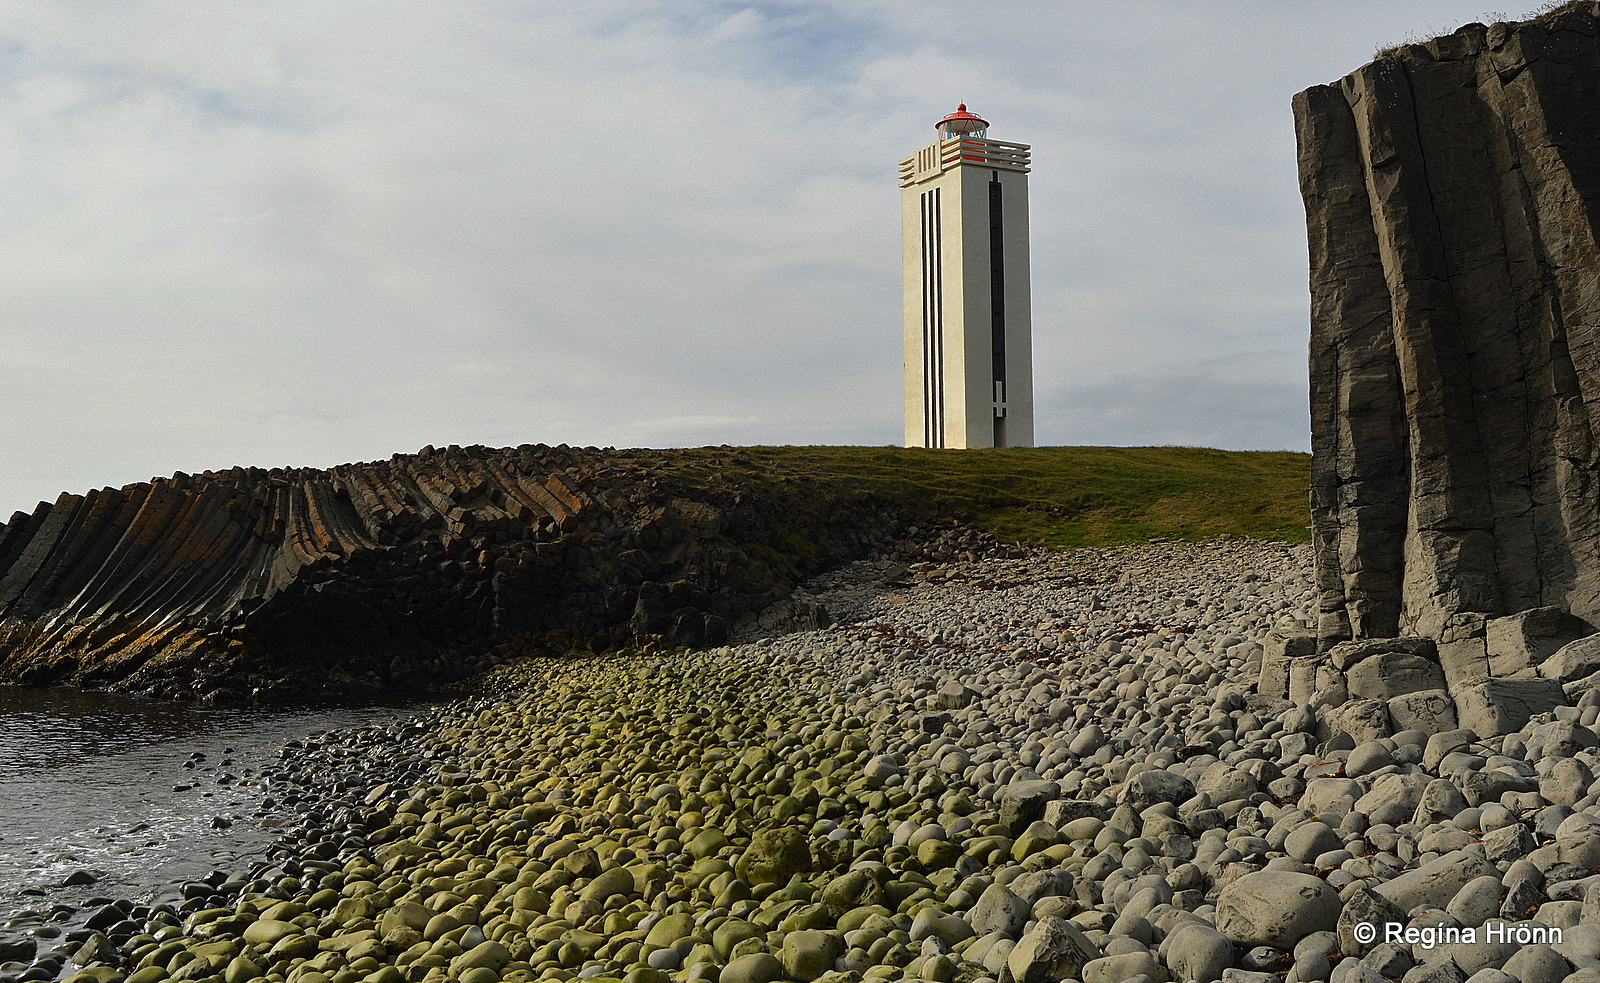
1194, 762, 1259, 805
780, 931, 844, 983
1119, 770, 1195, 812
1486, 607, 1594, 676
1325, 698, 1393, 743
1387, 689, 1457, 735
734, 827, 812, 885
999, 780, 1060, 833
1454, 678, 1568, 736
1161, 922, 1233, 982
1375, 850, 1497, 912
1081, 951, 1168, 983
968, 883, 1031, 938
1422, 728, 1480, 772
1337, 887, 1408, 958
1214, 871, 1340, 948
1005, 916, 1102, 983
1542, 634, 1600, 683
1327, 637, 1439, 672
1345, 652, 1446, 701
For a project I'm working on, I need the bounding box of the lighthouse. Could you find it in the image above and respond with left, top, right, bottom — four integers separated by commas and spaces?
900, 104, 1035, 449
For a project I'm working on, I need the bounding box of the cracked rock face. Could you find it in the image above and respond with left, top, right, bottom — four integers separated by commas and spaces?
0, 443, 904, 699
1296, 6, 1600, 646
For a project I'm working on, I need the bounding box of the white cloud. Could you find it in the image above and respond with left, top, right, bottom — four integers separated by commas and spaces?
0, 1, 1526, 514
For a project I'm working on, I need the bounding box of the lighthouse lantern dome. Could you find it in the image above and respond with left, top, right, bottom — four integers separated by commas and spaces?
936, 103, 989, 139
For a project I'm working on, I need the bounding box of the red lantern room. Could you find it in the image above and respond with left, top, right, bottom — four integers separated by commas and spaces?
935, 103, 989, 140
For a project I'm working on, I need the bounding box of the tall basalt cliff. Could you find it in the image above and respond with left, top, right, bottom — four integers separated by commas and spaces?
1296, 5, 1600, 647
0, 444, 889, 699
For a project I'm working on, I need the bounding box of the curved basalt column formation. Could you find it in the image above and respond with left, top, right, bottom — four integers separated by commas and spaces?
1296, 6, 1600, 646
0, 444, 892, 699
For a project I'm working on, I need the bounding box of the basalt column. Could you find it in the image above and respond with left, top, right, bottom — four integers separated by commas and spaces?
1296, 8, 1600, 645
0, 443, 895, 698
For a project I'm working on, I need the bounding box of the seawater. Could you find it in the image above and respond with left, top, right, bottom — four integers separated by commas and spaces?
0, 686, 423, 918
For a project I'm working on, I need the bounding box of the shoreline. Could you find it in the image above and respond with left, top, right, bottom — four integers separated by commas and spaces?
11, 538, 1595, 983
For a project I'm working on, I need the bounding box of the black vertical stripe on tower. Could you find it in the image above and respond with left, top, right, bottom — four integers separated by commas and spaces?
920, 192, 933, 448
989, 175, 1007, 398
919, 188, 945, 449
989, 173, 1007, 446
933, 187, 944, 447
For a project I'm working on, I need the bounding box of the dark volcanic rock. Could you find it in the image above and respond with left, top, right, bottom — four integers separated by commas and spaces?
0, 444, 902, 697
1296, 7, 1600, 646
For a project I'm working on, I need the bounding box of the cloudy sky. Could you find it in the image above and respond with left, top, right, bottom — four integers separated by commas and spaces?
0, 1, 1537, 515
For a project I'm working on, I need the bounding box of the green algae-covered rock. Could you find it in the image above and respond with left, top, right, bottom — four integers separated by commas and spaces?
376, 903, 432, 938
266, 932, 319, 961
836, 907, 895, 934
734, 828, 811, 885
720, 953, 783, 983
240, 920, 300, 946
781, 931, 845, 983
579, 867, 636, 903
688, 828, 731, 860
712, 919, 763, 959
821, 870, 883, 914
915, 838, 963, 869
450, 940, 512, 976
777, 902, 833, 933
644, 912, 697, 947
222, 955, 261, 983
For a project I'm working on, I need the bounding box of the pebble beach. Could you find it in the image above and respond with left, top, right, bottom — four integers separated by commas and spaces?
9, 536, 1600, 983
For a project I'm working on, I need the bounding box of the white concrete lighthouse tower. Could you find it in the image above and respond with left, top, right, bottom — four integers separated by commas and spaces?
900, 104, 1034, 448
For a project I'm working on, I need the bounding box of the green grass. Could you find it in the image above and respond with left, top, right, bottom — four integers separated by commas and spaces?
1529, 1, 1591, 20
1377, 2, 1590, 58
641, 445, 1312, 550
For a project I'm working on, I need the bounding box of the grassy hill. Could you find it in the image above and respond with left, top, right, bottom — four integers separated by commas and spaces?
644, 445, 1312, 550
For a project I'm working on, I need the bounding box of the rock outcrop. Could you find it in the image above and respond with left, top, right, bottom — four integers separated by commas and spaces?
1296, 5, 1600, 647
0, 443, 902, 699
